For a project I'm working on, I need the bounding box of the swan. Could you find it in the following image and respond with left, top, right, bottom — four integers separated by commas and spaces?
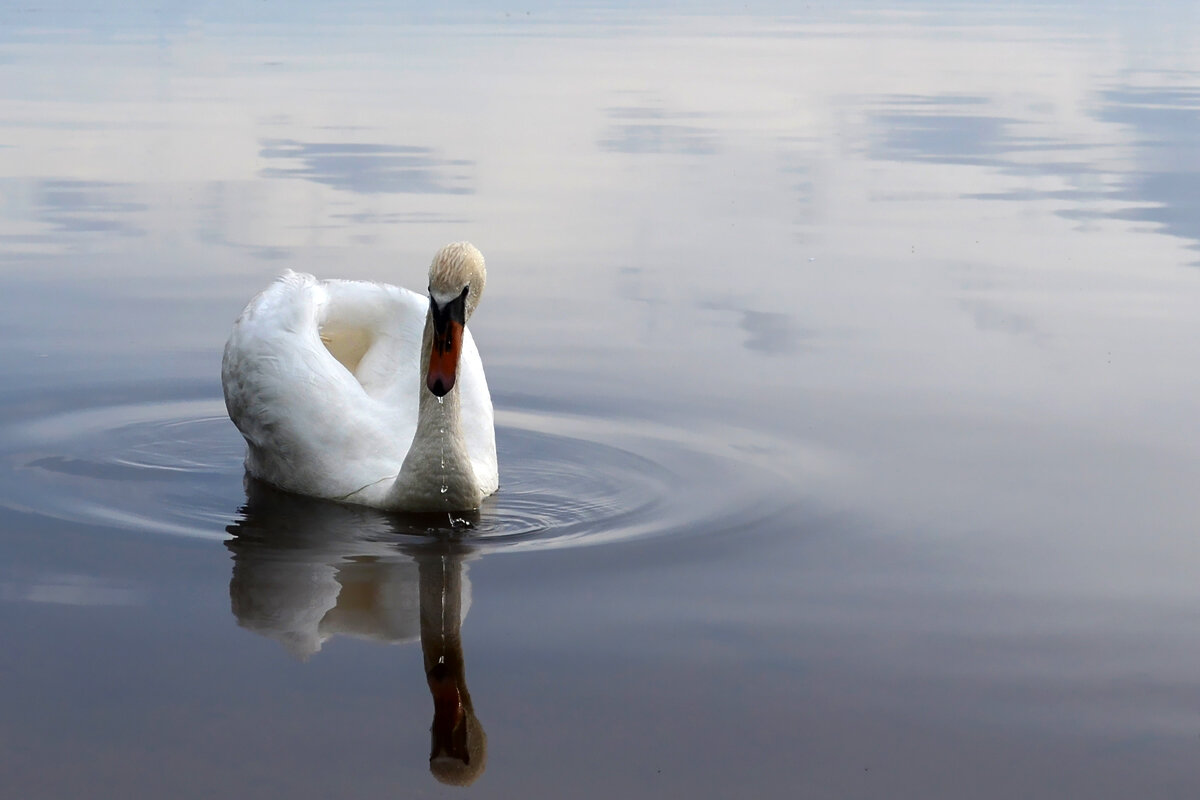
221, 242, 498, 511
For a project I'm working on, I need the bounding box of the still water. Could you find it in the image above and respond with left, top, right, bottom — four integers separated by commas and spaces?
3, 2, 1200, 796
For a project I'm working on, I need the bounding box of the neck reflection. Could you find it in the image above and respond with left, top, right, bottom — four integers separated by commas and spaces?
225, 479, 487, 786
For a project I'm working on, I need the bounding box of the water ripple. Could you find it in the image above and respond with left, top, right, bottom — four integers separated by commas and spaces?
0, 392, 795, 553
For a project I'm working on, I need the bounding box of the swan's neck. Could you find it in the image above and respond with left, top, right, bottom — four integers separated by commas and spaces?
387, 313, 483, 511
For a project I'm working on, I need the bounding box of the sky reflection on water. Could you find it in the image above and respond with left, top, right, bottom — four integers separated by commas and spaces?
259, 139, 475, 195
2, 2, 1200, 797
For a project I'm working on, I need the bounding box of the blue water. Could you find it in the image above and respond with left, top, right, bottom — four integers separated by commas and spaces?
2, 3, 1200, 796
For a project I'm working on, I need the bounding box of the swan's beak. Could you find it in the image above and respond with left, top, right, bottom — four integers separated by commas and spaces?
427, 291, 467, 397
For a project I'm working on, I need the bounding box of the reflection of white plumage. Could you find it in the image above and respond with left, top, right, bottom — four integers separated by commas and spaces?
221, 242, 498, 511
229, 536, 470, 661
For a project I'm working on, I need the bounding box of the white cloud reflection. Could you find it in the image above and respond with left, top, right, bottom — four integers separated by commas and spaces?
0, 572, 141, 606
0, 6, 1196, 268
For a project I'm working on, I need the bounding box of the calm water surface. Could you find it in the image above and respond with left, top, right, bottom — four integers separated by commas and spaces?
3, 3, 1200, 796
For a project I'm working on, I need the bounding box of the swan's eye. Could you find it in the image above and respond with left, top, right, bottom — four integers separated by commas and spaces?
459, 285, 470, 299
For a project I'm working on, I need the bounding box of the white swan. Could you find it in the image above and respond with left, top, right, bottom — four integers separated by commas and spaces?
221, 242, 498, 511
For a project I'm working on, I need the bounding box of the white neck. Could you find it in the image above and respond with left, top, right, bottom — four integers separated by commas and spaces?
386, 313, 483, 511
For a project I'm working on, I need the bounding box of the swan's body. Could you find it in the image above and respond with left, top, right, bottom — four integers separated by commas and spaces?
221, 243, 497, 511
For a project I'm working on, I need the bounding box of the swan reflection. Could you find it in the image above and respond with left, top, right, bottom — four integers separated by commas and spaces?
225, 479, 486, 786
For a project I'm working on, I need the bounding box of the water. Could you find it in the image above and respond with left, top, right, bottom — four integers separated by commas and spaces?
3, 2, 1200, 796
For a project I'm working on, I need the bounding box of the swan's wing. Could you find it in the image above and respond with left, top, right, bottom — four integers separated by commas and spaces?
221, 273, 422, 500
319, 278, 425, 408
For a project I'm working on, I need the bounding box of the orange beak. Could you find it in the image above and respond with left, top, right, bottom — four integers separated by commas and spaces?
427, 319, 463, 396
427, 288, 468, 397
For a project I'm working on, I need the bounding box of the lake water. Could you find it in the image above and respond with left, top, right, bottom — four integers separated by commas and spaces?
3, 2, 1200, 796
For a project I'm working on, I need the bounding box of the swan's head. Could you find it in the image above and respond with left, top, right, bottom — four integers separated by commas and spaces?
426, 242, 486, 397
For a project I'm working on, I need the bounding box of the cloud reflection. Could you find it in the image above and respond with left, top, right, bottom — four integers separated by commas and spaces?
0, 572, 140, 606
330, 210, 471, 226
0, 179, 145, 246
877, 80, 1200, 263
259, 139, 473, 195
599, 103, 718, 155
739, 310, 807, 356
865, 91, 1192, 259
870, 95, 1095, 171
1099, 85, 1200, 262
958, 297, 1046, 344
700, 298, 810, 356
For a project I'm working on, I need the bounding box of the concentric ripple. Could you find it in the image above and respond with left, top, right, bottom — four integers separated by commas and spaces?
0, 390, 804, 553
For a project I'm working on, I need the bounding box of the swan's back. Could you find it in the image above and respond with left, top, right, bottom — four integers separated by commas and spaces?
222, 271, 495, 506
